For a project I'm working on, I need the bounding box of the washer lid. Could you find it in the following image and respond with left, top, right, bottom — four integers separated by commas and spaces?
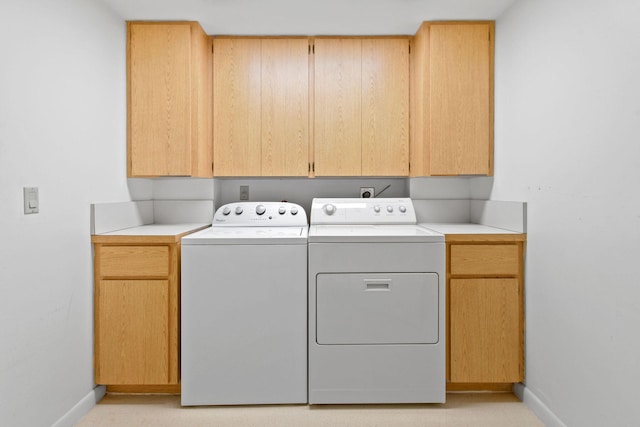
182, 226, 309, 245
308, 224, 443, 243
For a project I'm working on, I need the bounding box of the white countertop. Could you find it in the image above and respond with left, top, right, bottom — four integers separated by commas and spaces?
98, 223, 210, 236
420, 223, 522, 235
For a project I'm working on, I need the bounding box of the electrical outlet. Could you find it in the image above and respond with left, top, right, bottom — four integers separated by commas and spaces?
239, 185, 249, 200
360, 187, 375, 198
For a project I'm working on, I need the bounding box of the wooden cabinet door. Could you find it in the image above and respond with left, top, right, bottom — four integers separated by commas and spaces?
449, 278, 521, 383
314, 38, 362, 176
261, 39, 310, 176
128, 23, 192, 176
95, 279, 172, 384
410, 22, 494, 176
429, 23, 493, 175
361, 38, 409, 176
213, 38, 262, 176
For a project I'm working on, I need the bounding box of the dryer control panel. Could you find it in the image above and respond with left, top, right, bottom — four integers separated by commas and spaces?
310, 198, 417, 225
213, 202, 307, 226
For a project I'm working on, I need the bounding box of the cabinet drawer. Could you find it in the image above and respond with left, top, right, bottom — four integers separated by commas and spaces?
99, 246, 170, 277
450, 244, 519, 276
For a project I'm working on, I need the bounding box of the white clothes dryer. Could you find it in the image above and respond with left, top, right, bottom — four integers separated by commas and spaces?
308, 198, 445, 404
181, 202, 308, 406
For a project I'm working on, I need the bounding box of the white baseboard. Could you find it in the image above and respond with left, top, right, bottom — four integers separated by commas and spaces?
52, 385, 106, 427
514, 383, 567, 427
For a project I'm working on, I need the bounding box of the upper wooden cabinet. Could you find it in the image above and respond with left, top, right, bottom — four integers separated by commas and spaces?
127, 22, 213, 177
314, 38, 410, 177
213, 37, 309, 176
410, 22, 494, 176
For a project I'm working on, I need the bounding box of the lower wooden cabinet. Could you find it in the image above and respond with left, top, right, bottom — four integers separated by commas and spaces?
92, 235, 189, 392
96, 279, 173, 384
446, 235, 526, 389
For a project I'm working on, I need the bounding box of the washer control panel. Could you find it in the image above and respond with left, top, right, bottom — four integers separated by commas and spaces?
310, 198, 417, 225
213, 202, 307, 226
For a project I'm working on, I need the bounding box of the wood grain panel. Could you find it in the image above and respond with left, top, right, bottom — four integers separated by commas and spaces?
450, 244, 519, 276
95, 280, 170, 384
213, 38, 262, 176
361, 38, 409, 176
191, 28, 213, 177
429, 23, 492, 175
314, 38, 362, 176
409, 24, 429, 176
99, 246, 169, 277
129, 24, 192, 176
261, 39, 309, 176
450, 278, 521, 383
106, 384, 181, 394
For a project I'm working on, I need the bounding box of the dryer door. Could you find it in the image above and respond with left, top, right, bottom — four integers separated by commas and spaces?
316, 273, 439, 345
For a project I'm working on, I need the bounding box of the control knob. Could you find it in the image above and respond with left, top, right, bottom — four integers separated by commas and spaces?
399, 205, 407, 213
373, 205, 381, 213
323, 204, 336, 216
256, 204, 266, 216
222, 206, 231, 216
386, 205, 394, 213
291, 207, 299, 215
278, 206, 286, 215
235, 206, 243, 215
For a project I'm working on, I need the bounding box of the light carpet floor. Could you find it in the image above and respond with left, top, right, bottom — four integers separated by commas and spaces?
75, 392, 543, 426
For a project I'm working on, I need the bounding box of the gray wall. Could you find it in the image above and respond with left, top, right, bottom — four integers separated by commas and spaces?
0, 1, 131, 425
477, 0, 640, 425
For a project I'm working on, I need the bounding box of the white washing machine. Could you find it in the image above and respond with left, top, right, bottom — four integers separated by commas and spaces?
181, 202, 308, 406
308, 198, 445, 404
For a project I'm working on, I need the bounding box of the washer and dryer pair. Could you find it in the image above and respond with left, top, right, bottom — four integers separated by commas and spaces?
181, 198, 445, 406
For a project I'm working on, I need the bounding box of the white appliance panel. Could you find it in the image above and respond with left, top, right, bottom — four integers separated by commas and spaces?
308, 197, 445, 404
182, 244, 307, 405
182, 226, 307, 245
310, 198, 417, 225
316, 273, 439, 345
181, 202, 308, 406
309, 224, 443, 243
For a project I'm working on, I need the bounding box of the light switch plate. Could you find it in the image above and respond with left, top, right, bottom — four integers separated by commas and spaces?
23, 187, 39, 214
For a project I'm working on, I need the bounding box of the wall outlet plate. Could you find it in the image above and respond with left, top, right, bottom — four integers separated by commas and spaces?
360, 187, 375, 198
239, 185, 249, 200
